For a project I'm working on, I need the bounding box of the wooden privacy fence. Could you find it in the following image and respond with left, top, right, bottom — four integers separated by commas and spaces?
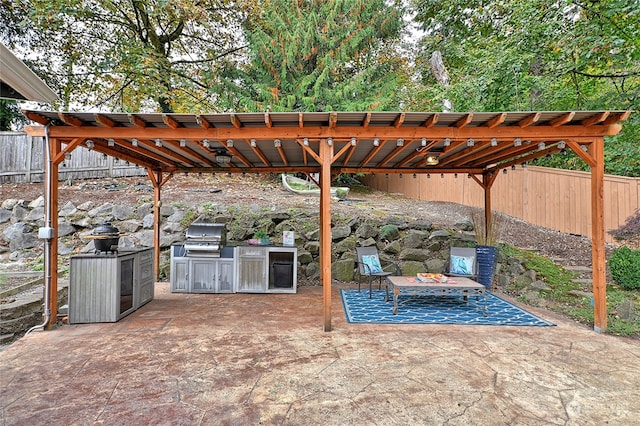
362, 166, 640, 243
0, 131, 146, 184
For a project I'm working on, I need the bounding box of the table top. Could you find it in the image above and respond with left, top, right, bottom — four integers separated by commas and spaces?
386, 275, 485, 290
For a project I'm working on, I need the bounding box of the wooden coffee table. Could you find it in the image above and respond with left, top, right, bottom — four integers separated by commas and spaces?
385, 276, 488, 316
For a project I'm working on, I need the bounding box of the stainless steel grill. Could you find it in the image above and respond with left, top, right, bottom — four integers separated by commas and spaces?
184, 223, 227, 257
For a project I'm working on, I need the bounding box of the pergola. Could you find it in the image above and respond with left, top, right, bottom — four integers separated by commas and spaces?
22, 109, 629, 332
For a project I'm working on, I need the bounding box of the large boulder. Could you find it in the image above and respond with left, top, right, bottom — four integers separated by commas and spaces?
355, 223, 378, 239
398, 248, 430, 261
403, 230, 428, 249
331, 258, 354, 281
399, 260, 427, 276
331, 225, 351, 241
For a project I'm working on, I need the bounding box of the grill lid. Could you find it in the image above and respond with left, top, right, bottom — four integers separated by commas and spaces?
185, 222, 226, 244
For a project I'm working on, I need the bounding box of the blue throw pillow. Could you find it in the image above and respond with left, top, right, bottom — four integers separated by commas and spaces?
362, 254, 383, 274
450, 255, 474, 275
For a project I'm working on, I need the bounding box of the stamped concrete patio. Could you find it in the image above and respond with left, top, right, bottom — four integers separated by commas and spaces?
1, 282, 639, 425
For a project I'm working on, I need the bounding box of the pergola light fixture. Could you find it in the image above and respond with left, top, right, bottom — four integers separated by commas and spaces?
131, 138, 138, 147
215, 149, 232, 164
85, 139, 94, 150
226, 139, 234, 147
274, 139, 281, 147
491, 137, 498, 146
558, 140, 566, 149
373, 138, 380, 147
326, 137, 333, 146
538, 142, 546, 150
107, 138, 115, 147
179, 139, 186, 147
250, 139, 257, 147
351, 137, 357, 146
155, 138, 162, 147
302, 137, 309, 146
466, 138, 475, 147
202, 139, 210, 148
424, 155, 439, 166
443, 137, 451, 147
514, 138, 522, 147
397, 138, 404, 147
421, 137, 427, 147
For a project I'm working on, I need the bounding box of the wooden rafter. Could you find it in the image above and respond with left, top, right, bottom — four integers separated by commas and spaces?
246, 139, 271, 167
163, 114, 180, 129
362, 112, 372, 128
423, 113, 439, 128
265, 112, 273, 128
454, 113, 473, 128
95, 113, 116, 128
519, 112, 541, 128
341, 141, 358, 166
229, 114, 241, 129
58, 112, 83, 127
359, 139, 387, 167
484, 113, 506, 128
494, 146, 562, 172
603, 110, 631, 125
549, 111, 575, 127
195, 115, 211, 128
166, 141, 217, 168
128, 114, 147, 128
446, 141, 493, 167
581, 112, 609, 127
378, 142, 410, 167
471, 143, 538, 168
224, 145, 252, 167
276, 140, 288, 165
329, 112, 338, 128
393, 112, 406, 128
297, 140, 321, 164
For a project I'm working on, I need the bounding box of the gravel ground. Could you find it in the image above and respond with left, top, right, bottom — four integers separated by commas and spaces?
1, 173, 598, 272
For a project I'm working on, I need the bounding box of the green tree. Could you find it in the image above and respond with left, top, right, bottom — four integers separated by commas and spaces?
0, 100, 28, 131
216, 0, 408, 112
411, 0, 640, 175
14, 0, 256, 113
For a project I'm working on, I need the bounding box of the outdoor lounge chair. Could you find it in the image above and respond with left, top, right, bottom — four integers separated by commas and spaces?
445, 246, 478, 280
356, 246, 400, 298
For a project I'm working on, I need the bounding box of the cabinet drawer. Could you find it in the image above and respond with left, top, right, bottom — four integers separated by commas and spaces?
139, 283, 153, 305
238, 246, 265, 257
140, 261, 153, 283
139, 249, 153, 263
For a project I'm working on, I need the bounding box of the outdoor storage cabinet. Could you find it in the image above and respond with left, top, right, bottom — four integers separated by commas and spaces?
69, 247, 155, 323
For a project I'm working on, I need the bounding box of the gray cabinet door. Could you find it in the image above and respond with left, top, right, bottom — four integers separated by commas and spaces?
192, 260, 216, 292
217, 259, 235, 293
236, 247, 267, 292
171, 258, 190, 292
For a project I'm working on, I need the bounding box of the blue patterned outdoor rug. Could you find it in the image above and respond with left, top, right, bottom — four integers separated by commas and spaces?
340, 289, 555, 326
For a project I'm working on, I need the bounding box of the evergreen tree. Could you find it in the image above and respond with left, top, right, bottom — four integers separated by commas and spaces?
217, 0, 408, 112
0, 100, 27, 131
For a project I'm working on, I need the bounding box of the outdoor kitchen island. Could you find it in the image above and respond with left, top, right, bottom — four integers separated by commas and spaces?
170, 244, 297, 294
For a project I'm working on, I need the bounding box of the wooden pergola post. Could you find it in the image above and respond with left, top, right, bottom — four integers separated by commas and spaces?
147, 169, 173, 281
591, 138, 607, 332
44, 136, 61, 329
320, 139, 333, 331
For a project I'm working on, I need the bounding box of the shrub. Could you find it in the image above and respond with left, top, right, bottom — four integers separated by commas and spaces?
608, 246, 640, 290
